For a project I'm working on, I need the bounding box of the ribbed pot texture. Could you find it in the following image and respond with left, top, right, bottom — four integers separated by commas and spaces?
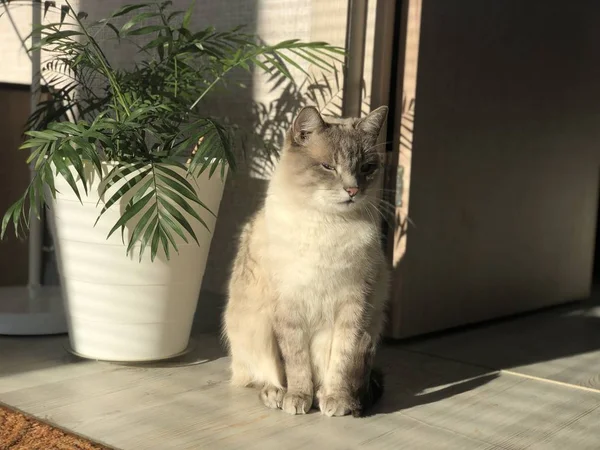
47, 162, 227, 361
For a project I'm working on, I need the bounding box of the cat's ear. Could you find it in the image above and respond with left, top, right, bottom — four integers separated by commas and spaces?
293, 106, 325, 145
356, 106, 388, 139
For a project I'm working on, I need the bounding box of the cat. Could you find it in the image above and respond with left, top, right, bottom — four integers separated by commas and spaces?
223, 105, 390, 417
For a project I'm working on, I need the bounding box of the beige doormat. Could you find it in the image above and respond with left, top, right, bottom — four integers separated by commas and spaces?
0, 404, 112, 450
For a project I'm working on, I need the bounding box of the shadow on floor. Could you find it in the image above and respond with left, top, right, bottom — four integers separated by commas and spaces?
370, 286, 600, 415
0, 329, 227, 379
370, 365, 499, 416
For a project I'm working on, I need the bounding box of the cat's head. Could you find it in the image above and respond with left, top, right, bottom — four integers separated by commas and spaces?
276, 105, 388, 214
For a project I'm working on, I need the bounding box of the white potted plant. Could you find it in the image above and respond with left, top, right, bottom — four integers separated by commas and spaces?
1, 0, 342, 361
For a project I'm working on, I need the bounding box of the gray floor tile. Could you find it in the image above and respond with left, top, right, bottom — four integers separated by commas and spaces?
404, 289, 600, 390
2, 329, 600, 449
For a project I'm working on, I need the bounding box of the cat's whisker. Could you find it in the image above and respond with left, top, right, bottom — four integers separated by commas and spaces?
364, 141, 393, 153
405, 216, 417, 228
365, 200, 394, 228
365, 205, 377, 226
377, 204, 396, 215
369, 188, 398, 193
373, 205, 395, 221
370, 198, 396, 212
372, 200, 400, 219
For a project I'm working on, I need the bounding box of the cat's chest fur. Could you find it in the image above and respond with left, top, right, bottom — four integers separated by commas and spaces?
263, 201, 379, 307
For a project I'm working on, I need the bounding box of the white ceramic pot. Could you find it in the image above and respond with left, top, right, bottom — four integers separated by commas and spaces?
48, 162, 227, 361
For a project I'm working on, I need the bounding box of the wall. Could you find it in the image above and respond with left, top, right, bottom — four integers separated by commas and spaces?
388, 0, 600, 338
0, 3, 31, 85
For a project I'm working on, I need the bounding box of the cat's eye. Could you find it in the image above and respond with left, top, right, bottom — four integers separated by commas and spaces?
321, 163, 335, 171
360, 162, 377, 174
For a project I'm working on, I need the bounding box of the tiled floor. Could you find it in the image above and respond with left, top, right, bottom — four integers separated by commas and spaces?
403, 288, 600, 390
1, 290, 600, 449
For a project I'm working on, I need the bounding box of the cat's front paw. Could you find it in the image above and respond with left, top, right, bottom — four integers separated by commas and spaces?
260, 385, 286, 409
319, 393, 360, 417
282, 391, 313, 415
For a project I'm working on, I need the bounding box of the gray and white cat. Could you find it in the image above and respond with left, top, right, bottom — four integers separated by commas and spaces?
223, 105, 390, 417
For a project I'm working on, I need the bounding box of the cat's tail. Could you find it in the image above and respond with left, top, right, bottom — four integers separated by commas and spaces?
354, 366, 384, 418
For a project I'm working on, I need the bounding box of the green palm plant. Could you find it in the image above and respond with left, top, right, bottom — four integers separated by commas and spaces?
0, 0, 343, 261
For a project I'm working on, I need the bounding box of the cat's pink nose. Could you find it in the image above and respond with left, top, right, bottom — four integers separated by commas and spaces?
345, 187, 359, 198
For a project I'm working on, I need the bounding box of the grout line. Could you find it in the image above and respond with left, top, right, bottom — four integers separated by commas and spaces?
399, 346, 600, 394
499, 370, 600, 394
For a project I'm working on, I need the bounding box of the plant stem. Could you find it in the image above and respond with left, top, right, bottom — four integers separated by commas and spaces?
189, 48, 260, 110
66, 0, 130, 116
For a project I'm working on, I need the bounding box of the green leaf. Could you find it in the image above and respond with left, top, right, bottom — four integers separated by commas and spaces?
301, 47, 338, 68
182, 0, 196, 30
26, 145, 46, 164
158, 183, 207, 226
20, 139, 48, 150
157, 196, 200, 245
25, 130, 61, 140
155, 165, 199, 199
126, 25, 166, 36
126, 200, 155, 255
210, 120, 235, 170
167, 11, 184, 22
47, 121, 80, 134
40, 29, 84, 45
43, 164, 57, 199
156, 173, 214, 217
138, 214, 158, 261
219, 159, 226, 180
53, 156, 82, 203
110, 3, 151, 18
190, 120, 233, 176
34, 143, 51, 170
276, 51, 310, 77
289, 48, 333, 71
263, 54, 292, 80
101, 164, 146, 196
97, 168, 151, 223
158, 222, 177, 257
208, 158, 222, 178
191, 133, 217, 175
121, 12, 161, 32
106, 191, 154, 239
28, 184, 40, 222
313, 44, 346, 56
131, 176, 155, 205
61, 142, 88, 196
106, 23, 121, 39
1, 197, 24, 239
142, 35, 169, 52
159, 207, 188, 244
81, 146, 103, 175
150, 223, 160, 261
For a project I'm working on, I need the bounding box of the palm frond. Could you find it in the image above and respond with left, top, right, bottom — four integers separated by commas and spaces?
1, 0, 342, 259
